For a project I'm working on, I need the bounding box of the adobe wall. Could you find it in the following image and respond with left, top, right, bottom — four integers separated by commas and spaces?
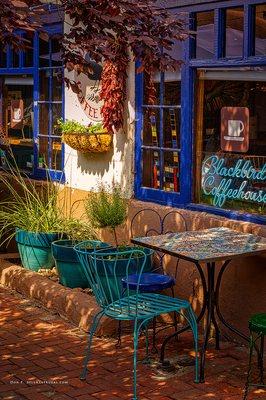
61, 186, 266, 341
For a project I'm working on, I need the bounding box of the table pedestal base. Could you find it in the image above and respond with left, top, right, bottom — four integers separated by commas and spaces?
160, 259, 249, 382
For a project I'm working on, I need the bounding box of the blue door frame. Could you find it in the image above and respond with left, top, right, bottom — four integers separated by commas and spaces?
0, 16, 64, 182
135, 0, 266, 225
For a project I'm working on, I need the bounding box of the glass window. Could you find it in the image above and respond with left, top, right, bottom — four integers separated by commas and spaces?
195, 11, 215, 59
24, 32, 34, 67
38, 32, 63, 172
225, 7, 244, 58
0, 46, 7, 68
195, 68, 266, 216
254, 3, 266, 56
142, 52, 181, 193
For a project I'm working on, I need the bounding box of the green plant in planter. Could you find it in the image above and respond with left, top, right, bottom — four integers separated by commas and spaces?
0, 156, 95, 271
57, 119, 106, 136
85, 184, 128, 247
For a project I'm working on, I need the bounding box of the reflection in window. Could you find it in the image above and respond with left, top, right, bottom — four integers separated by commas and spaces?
225, 7, 244, 58
195, 70, 266, 215
255, 4, 266, 55
195, 11, 215, 59
142, 62, 181, 192
142, 149, 161, 189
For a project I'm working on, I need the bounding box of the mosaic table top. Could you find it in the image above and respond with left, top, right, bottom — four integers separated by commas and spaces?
131, 227, 266, 263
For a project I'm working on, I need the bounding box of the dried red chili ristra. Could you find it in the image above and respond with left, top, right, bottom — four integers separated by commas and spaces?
100, 56, 128, 134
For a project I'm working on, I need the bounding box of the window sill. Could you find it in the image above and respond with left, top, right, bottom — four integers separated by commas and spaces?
186, 203, 266, 226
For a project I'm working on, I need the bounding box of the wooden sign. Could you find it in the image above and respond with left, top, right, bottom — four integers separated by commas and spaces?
221, 107, 249, 153
11, 99, 24, 129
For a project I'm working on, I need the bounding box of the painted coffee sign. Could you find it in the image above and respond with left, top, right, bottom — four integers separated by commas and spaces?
202, 154, 266, 208
77, 62, 103, 122
11, 99, 24, 129
221, 107, 249, 153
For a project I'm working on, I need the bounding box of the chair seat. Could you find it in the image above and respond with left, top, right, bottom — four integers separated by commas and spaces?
105, 292, 190, 320
249, 313, 266, 335
121, 273, 175, 292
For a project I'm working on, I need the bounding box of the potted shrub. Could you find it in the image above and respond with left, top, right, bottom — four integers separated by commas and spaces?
52, 219, 110, 289
0, 159, 95, 273
58, 120, 112, 153
84, 185, 153, 300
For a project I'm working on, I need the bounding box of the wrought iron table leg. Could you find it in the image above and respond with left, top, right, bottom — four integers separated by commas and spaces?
199, 263, 215, 382
160, 261, 207, 365
215, 259, 249, 343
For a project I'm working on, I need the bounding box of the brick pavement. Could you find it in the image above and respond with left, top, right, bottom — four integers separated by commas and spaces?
0, 286, 265, 400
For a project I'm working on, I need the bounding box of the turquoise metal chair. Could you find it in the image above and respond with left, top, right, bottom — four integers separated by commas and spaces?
75, 243, 199, 400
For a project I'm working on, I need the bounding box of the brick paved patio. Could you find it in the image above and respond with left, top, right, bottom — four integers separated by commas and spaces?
0, 286, 265, 400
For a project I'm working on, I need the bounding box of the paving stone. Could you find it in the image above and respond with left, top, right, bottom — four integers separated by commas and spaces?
1, 285, 265, 400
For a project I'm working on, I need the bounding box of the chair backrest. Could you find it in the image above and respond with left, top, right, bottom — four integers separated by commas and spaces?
130, 208, 187, 273
75, 244, 152, 315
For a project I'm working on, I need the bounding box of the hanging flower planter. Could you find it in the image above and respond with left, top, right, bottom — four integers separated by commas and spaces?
62, 132, 112, 153
57, 120, 112, 153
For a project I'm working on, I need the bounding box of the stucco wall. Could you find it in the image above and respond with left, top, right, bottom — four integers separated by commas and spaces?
59, 186, 266, 340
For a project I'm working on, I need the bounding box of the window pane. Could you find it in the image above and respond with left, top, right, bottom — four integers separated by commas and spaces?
52, 103, 62, 135
39, 36, 50, 67
163, 108, 180, 149
195, 11, 215, 59
24, 32, 34, 67
142, 149, 161, 189
39, 104, 49, 135
225, 7, 244, 58
163, 151, 180, 192
39, 70, 50, 101
143, 109, 160, 146
255, 4, 266, 56
143, 71, 160, 105
13, 50, 19, 68
51, 139, 62, 170
0, 46, 7, 68
51, 37, 63, 66
52, 69, 63, 101
38, 136, 49, 168
164, 80, 181, 105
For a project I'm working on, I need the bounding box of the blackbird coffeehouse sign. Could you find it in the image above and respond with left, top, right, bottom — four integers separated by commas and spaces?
202, 155, 266, 208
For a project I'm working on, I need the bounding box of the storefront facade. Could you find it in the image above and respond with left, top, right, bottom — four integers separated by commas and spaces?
0, 5, 64, 181
135, 0, 266, 225
0, 1, 265, 332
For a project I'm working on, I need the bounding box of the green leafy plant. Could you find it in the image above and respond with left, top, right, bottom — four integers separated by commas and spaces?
85, 185, 128, 247
57, 119, 106, 136
0, 155, 95, 245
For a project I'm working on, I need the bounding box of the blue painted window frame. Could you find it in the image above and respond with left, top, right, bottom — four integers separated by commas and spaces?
135, 0, 266, 225
0, 6, 64, 182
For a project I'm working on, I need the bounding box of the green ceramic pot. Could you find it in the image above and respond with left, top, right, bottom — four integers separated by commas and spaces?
52, 239, 109, 289
15, 229, 60, 271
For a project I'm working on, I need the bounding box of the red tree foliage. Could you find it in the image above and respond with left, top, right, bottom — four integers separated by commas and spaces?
0, 1, 43, 49
62, 0, 187, 133
1, 1, 187, 133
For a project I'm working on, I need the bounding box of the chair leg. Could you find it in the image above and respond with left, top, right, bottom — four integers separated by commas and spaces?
151, 317, 158, 354
259, 334, 264, 385
183, 306, 199, 383
133, 319, 139, 400
243, 332, 255, 400
171, 286, 178, 341
80, 311, 104, 381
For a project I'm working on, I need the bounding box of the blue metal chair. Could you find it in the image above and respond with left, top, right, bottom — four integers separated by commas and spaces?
120, 209, 188, 349
75, 244, 199, 400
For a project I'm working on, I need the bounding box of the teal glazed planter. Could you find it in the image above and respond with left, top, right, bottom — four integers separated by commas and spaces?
52, 239, 109, 289
94, 246, 154, 302
15, 229, 60, 271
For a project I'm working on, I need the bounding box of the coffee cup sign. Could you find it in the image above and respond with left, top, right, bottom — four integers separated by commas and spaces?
11, 99, 24, 129
221, 107, 249, 153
